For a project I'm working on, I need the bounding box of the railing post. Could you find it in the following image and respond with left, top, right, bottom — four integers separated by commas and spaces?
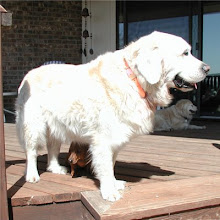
0, 5, 9, 220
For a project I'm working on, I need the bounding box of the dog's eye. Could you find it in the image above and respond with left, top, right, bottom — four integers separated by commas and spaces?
183, 51, 189, 56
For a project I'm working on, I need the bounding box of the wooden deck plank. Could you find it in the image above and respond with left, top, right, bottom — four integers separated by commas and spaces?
115, 162, 218, 180
6, 165, 98, 205
4, 122, 220, 219
125, 142, 220, 157
82, 175, 220, 220
6, 167, 83, 204
118, 151, 220, 168
6, 162, 99, 205
7, 183, 53, 207
12, 200, 96, 220
7, 172, 82, 202
6, 155, 97, 191
123, 140, 220, 159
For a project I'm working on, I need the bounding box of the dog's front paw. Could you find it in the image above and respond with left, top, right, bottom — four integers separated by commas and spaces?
115, 179, 126, 190
100, 178, 124, 202
47, 165, 67, 175
26, 172, 40, 183
101, 185, 122, 202
197, 125, 206, 129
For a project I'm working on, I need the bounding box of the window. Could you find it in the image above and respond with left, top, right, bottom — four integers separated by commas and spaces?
201, 2, 220, 117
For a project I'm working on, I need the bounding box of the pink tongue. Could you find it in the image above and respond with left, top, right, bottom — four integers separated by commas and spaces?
194, 83, 197, 89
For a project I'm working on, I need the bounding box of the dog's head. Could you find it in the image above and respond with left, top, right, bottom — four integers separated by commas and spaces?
126, 31, 210, 106
175, 99, 197, 119
67, 143, 89, 167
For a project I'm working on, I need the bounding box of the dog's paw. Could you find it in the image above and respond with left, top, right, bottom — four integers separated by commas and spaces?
101, 186, 122, 202
26, 172, 40, 183
197, 125, 206, 129
115, 179, 126, 190
47, 165, 67, 175
100, 179, 123, 202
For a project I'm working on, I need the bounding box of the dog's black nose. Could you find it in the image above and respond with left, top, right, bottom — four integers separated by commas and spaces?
202, 65, 210, 74
68, 159, 73, 163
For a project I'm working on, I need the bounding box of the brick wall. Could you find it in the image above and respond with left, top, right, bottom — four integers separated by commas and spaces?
1, 1, 82, 122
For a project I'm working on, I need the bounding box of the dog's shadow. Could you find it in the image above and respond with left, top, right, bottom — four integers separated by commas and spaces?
6, 153, 175, 198
213, 143, 220, 150
58, 153, 174, 183
49, 153, 175, 183
114, 161, 175, 182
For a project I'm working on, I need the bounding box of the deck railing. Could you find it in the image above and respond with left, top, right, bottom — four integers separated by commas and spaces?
202, 74, 220, 91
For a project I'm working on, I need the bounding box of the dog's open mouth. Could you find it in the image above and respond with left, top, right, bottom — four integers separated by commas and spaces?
189, 109, 196, 114
173, 75, 197, 90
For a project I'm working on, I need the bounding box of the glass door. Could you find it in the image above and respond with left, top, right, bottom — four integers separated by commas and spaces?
201, 3, 220, 118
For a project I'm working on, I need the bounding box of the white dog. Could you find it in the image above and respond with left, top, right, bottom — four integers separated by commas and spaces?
16, 31, 209, 201
154, 99, 206, 131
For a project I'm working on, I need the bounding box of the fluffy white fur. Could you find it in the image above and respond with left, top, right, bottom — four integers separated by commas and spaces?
154, 99, 206, 131
16, 31, 209, 201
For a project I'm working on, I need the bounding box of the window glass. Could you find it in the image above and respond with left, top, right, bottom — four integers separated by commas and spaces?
201, 11, 220, 117
128, 16, 189, 43
203, 12, 220, 76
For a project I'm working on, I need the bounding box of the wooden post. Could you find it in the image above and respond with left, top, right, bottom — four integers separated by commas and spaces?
0, 5, 9, 220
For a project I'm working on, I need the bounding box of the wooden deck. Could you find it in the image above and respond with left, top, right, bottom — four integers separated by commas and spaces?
5, 121, 220, 220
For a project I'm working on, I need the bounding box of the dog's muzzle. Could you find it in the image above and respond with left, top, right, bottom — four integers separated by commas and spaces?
174, 64, 210, 90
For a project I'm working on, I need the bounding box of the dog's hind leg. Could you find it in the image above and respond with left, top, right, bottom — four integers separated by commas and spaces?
16, 97, 47, 183
46, 136, 67, 175
22, 121, 46, 183
25, 146, 40, 183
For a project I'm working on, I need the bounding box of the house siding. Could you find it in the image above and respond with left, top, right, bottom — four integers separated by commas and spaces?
1, 1, 82, 122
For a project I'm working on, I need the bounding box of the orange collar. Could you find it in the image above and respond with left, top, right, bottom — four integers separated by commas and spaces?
123, 58, 146, 98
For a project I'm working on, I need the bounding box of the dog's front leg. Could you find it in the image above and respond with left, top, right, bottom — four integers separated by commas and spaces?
70, 164, 75, 177
112, 151, 126, 191
188, 125, 206, 130
91, 145, 125, 202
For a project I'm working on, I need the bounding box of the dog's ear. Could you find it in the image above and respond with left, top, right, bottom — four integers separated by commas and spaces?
135, 47, 163, 85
